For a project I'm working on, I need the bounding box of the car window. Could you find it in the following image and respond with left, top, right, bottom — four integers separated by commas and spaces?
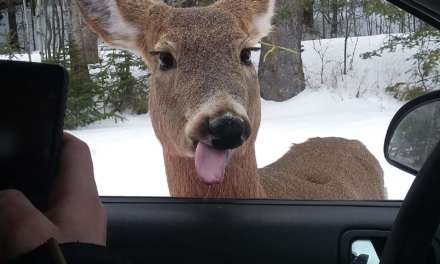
1, 0, 438, 200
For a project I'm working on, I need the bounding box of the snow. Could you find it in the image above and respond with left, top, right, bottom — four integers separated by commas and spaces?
352, 240, 380, 264
69, 88, 413, 199
70, 115, 169, 196
0, 52, 42, 62
304, 35, 420, 97
2, 34, 419, 199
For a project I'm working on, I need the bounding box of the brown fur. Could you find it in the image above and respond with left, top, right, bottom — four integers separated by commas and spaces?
260, 138, 385, 200
77, 0, 385, 200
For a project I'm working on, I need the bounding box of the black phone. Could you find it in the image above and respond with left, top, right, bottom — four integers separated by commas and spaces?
0, 60, 68, 210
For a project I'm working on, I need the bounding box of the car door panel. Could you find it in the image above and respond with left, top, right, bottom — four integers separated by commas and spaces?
103, 198, 400, 264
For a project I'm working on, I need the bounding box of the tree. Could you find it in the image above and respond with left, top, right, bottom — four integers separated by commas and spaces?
69, 0, 98, 65
61, 0, 102, 129
95, 50, 150, 114
1, 0, 150, 129
303, 0, 316, 39
21, 0, 31, 61
6, 0, 19, 49
330, 0, 339, 37
362, 25, 440, 101
343, 0, 356, 75
67, 0, 99, 116
258, 0, 306, 102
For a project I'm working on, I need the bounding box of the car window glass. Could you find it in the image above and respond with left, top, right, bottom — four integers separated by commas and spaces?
1, 0, 438, 199
352, 240, 380, 264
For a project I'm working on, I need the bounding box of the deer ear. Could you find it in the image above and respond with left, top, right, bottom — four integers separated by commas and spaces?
214, 0, 275, 42
76, 0, 169, 50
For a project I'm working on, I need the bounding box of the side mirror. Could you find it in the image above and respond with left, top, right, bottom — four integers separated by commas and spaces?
384, 90, 440, 175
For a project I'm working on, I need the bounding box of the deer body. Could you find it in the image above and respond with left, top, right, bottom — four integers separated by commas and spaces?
164, 137, 385, 199
77, 0, 386, 200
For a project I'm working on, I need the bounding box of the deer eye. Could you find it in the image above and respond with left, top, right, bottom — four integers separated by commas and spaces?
240, 49, 252, 66
157, 52, 176, 71
240, 48, 260, 66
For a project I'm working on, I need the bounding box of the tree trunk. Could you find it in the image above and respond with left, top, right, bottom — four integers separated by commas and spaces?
303, 0, 315, 40
35, 0, 46, 59
351, 0, 357, 36
330, 0, 338, 38
413, 16, 416, 31
51, 0, 57, 56
44, 0, 52, 59
70, 0, 98, 65
343, 3, 350, 75
22, 0, 32, 61
258, 0, 305, 102
30, 0, 36, 50
57, 0, 64, 51
7, 0, 19, 49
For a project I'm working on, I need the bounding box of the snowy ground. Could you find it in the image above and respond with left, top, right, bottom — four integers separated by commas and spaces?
2, 34, 418, 199
70, 88, 412, 199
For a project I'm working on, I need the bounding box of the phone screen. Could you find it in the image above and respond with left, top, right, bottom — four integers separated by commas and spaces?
0, 61, 67, 209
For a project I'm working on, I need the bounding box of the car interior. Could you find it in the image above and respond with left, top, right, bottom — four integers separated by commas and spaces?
1, 0, 440, 264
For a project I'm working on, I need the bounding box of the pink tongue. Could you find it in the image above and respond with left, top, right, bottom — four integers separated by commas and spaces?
195, 143, 229, 185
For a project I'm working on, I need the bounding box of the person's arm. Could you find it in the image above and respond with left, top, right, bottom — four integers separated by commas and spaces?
0, 133, 130, 263
11, 239, 131, 264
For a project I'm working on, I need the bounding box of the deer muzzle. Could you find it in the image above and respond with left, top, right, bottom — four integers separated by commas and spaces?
208, 113, 251, 150
193, 112, 251, 185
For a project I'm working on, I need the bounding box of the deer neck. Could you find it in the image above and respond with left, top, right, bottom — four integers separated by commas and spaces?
163, 145, 266, 198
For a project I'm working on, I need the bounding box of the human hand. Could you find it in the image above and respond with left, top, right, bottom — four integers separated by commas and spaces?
0, 133, 106, 261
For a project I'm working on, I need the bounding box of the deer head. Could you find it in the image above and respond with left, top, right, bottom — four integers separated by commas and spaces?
77, 0, 275, 185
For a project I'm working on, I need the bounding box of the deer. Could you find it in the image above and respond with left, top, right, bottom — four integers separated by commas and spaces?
76, 0, 386, 200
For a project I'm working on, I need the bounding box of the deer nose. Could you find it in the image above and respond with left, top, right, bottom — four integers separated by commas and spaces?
208, 114, 251, 150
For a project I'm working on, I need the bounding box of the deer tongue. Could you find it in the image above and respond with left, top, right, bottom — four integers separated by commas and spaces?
195, 143, 230, 185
